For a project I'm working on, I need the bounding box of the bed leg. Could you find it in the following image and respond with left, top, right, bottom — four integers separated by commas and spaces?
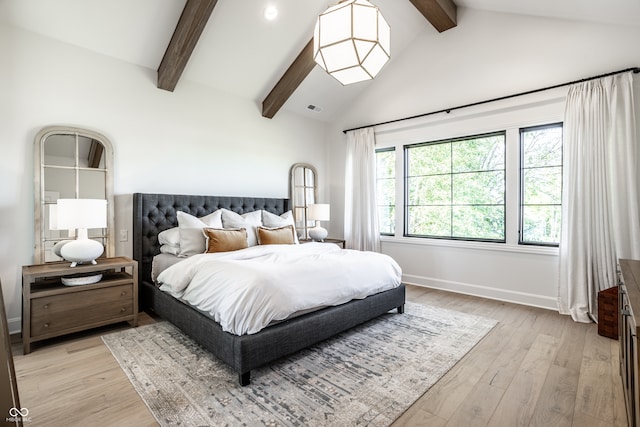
397, 304, 405, 314
239, 371, 251, 386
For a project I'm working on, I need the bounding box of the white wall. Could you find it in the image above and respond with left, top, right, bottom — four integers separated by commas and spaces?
327, 9, 640, 309
0, 24, 328, 333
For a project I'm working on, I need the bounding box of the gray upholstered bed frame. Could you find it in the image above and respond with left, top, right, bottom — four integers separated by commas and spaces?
133, 193, 405, 386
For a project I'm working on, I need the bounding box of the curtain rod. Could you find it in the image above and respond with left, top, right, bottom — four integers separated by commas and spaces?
342, 66, 640, 134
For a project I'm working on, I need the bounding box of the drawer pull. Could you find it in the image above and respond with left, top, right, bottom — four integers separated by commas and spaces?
120, 291, 126, 296
120, 307, 126, 313
43, 304, 49, 309
43, 323, 49, 328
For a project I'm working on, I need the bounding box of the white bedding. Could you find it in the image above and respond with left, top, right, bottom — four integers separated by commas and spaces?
156, 243, 402, 336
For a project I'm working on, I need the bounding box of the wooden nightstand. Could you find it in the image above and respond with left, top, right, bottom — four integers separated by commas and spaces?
299, 238, 345, 248
22, 256, 138, 354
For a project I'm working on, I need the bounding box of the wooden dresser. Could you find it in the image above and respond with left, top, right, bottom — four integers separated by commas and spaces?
619, 259, 640, 426
22, 256, 137, 354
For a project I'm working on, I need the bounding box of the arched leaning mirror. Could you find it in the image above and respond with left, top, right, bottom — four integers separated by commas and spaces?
34, 126, 115, 263
289, 163, 317, 240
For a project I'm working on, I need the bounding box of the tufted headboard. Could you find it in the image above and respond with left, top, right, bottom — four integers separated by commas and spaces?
133, 193, 289, 286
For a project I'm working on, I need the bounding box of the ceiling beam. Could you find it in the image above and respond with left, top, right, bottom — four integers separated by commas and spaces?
261, 39, 316, 119
409, 0, 457, 32
157, 0, 218, 92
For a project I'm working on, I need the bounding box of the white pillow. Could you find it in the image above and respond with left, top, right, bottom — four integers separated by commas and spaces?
177, 210, 223, 256
262, 210, 299, 243
220, 209, 263, 247
159, 244, 180, 256
158, 227, 180, 247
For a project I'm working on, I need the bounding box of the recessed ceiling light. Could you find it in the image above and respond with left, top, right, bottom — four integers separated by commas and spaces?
264, 5, 278, 20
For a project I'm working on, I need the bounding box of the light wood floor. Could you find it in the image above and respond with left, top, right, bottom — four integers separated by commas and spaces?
11, 285, 627, 427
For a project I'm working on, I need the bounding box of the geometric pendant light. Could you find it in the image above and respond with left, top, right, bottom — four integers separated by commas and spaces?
313, 0, 390, 85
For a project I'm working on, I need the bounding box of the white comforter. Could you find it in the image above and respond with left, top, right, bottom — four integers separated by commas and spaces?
156, 243, 402, 336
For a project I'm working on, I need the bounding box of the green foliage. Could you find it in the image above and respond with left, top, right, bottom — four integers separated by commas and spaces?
452, 136, 505, 172
522, 206, 561, 244
522, 127, 562, 167
378, 206, 395, 234
408, 143, 450, 175
376, 150, 395, 178
408, 175, 450, 205
408, 206, 450, 236
453, 206, 505, 240
453, 171, 504, 205
523, 167, 561, 204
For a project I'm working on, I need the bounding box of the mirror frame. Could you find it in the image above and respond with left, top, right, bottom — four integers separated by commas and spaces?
33, 126, 115, 264
289, 163, 318, 240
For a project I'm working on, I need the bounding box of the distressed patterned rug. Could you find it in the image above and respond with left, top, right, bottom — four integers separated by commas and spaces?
102, 302, 497, 426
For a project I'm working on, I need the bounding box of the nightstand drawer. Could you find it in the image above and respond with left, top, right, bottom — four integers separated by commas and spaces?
30, 284, 133, 337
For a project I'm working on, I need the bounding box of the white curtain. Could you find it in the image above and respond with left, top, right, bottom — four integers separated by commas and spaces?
559, 72, 640, 322
344, 127, 381, 252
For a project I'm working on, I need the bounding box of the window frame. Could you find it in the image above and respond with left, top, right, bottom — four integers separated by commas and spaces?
403, 130, 507, 243
375, 147, 396, 236
518, 122, 563, 247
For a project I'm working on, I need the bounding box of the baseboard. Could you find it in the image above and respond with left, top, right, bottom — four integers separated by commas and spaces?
403, 274, 558, 311
8, 317, 21, 335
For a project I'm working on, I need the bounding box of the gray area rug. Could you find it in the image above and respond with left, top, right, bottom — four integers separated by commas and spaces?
102, 302, 497, 426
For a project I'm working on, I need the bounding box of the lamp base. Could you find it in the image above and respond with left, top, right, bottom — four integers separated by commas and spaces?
308, 226, 328, 242
53, 240, 73, 258
60, 238, 104, 268
61, 273, 103, 286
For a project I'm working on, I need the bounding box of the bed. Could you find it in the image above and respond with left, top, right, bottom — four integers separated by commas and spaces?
133, 193, 406, 386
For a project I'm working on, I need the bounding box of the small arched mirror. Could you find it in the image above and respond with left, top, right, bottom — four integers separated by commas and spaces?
34, 126, 115, 263
289, 163, 318, 240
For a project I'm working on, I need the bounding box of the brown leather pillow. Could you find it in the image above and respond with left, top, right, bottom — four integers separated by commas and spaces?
257, 225, 296, 245
202, 228, 248, 253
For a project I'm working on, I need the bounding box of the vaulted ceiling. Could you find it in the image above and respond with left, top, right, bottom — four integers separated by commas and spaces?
1, 0, 639, 123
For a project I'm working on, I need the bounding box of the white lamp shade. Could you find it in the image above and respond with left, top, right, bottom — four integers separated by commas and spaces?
56, 199, 107, 230
308, 204, 330, 221
313, 0, 390, 85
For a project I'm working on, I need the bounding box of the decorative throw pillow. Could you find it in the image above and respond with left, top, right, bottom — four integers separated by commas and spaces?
202, 228, 248, 253
177, 210, 223, 257
220, 209, 263, 247
158, 227, 180, 247
262, 210, 299, 243
257, 225, 296, 245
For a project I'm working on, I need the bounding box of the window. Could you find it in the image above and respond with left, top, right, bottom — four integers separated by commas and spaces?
520, 123, 563, 245
405, 132, 506, 241
376, 148, 395, 235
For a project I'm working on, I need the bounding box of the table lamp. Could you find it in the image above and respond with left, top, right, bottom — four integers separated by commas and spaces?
308, 204, 330, 242
52, 199, 107, 267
